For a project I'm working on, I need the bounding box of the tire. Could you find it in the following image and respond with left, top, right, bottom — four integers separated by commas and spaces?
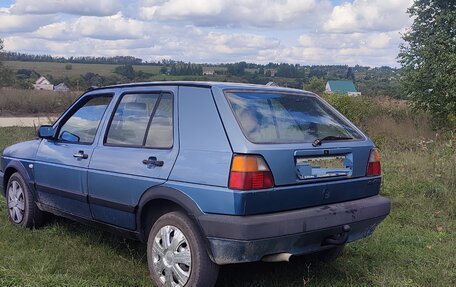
6, 172, 44, 228
147, 211, 219, 287
315, 245, 345, 263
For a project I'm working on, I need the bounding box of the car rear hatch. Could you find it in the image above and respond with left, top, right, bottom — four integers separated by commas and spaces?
239, 142, 381, 214
215, 88, 381, 215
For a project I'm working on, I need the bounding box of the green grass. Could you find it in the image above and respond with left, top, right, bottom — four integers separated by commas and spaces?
0, 127, 37, 150
0, 114, 455, 286
4, 61, 162, 78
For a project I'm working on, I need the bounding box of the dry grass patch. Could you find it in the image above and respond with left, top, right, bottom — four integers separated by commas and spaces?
0, 88, 79, 116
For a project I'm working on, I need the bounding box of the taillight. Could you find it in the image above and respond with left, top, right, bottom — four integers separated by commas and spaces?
367, 148, 381, 176
229, 155, 274, 190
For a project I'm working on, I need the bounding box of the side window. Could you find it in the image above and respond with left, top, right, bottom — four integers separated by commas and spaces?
145, 93, 173, 148
106, 93, 173, 148
58, 95, 112, 144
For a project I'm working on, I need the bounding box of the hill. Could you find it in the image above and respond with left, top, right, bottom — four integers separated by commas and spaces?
1, 53, 402, 98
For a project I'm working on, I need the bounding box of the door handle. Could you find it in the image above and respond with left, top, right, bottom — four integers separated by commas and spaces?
73, 150, 88, 159
142, 156, 164, 167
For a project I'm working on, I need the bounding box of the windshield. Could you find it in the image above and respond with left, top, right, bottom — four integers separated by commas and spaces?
225, 91, 364, 144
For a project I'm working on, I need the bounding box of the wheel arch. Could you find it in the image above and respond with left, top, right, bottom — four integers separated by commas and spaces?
3, 160, 34, 198
136, 185, 217, 263
136, 185, 205, 242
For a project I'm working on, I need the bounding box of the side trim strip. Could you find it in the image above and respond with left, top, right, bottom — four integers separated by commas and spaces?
89, 196, 136, 213
37, 184, 87, 203
37, 184, 136, 213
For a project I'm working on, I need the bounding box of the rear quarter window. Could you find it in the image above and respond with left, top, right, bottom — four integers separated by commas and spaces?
225, 91, 364, 144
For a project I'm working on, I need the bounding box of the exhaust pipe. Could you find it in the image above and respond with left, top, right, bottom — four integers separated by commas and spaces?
262, 253, 293, 263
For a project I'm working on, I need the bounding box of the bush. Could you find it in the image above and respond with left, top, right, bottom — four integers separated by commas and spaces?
304, 77, 325, 94
323, 94, 380, 126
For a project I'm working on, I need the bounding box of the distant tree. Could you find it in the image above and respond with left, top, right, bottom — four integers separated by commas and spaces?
0, 38, 3, 63
258, 67, 265, 75
346, 67, 355, 81
65, 64, 73, 70
308, 66, 327, 78
168, 62, 202, 76
79, 72, 113, 88
15, 69, 39, 80
227, 62, 247, 76
275, 63, 301, 78
399, 0, 456, 126
114, 65, 136, 80
304, 77, 326, 94
2, 52, 144, 65
0, 38, 15, 87
160, 66, 168, 74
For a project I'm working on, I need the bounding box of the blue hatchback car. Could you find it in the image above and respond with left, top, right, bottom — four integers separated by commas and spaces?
1, 82, 390, 287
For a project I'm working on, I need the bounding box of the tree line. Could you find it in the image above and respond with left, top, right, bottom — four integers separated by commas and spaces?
3, 52, 145, 65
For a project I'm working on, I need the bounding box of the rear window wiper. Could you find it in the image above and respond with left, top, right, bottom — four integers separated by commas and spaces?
312, 136, 353, 147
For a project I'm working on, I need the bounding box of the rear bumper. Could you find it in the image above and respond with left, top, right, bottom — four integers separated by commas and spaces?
198, 195, 391, 264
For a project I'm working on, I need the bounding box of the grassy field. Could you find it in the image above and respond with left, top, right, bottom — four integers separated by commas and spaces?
0, 98, 455, 286
0, 88, 79, 116
4, 61, 163, 78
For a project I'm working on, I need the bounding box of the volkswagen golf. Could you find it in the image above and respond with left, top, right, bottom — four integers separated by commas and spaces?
1, 82, 391, 287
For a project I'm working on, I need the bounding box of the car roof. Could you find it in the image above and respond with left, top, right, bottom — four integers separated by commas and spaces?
88, 81, 311, 94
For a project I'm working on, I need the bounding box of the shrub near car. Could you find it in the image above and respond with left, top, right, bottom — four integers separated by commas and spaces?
0, 82, 391, 287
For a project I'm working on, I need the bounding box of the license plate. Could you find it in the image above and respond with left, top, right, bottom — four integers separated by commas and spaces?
296, 155, 351, 180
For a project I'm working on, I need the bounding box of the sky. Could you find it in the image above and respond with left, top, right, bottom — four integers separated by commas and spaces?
0, 0, 414, 67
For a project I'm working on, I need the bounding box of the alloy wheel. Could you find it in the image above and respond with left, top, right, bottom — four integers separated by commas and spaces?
7, 180, 25, 223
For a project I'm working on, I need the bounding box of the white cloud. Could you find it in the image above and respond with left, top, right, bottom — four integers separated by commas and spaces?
365, 33, 393, 49
324, 0, 413, 33
293, 30, 402, 66
34, 13, 146, 40
141, 0, 224, 18
75, 13, 146, 40
11, 0, 122, 16
256, 44, 399, 67
139, 0, 332, 28
205, 32, 280, 54
4, 36, 159, 57
0, 0, 413, 67
34, 22, 76, 40
298, 31, 396, 50
0, 10, 54, 32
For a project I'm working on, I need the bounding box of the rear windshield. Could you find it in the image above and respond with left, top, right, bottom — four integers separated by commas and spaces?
225, 91, 364, 144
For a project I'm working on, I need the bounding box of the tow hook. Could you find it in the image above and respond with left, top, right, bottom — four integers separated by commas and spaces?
322, 225, 351, 246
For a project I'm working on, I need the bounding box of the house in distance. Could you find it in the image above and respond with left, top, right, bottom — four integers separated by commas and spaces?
325, 80, 361, 96
54, 83, 70, 92
33, 76, 54, 90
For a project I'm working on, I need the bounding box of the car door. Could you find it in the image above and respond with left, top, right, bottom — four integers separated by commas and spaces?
88, 86, 179, 230
34, 93, 113, 219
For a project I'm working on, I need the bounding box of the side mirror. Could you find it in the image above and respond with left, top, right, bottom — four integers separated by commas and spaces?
60, 131, 80, 143
38, 125, 55, 140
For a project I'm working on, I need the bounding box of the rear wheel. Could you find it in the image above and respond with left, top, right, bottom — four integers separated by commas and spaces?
147, 211, 219, 287
6, 172, 43, 228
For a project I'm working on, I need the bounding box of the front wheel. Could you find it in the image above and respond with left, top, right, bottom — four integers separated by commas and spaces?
6, 172, 43, 228
147, 211, 219, 287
